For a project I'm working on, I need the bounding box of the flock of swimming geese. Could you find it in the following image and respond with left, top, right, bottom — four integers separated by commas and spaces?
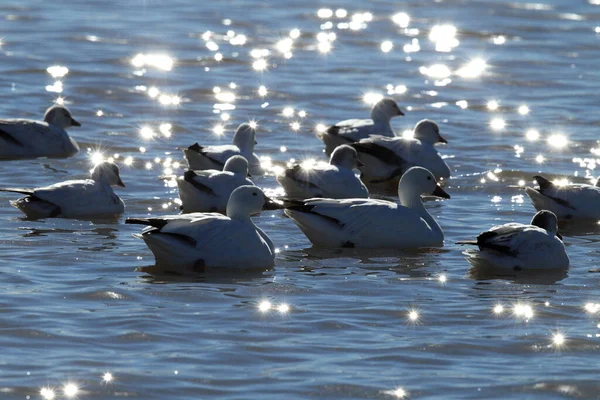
1, 98, 599, 272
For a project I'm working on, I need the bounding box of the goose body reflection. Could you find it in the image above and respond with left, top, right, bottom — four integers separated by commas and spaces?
284, 167, 449, 248
0, 162, 125, 219
183, 122, 264, 175
0, 105, 80, 160
317, 98, 404, 155
457, 210, 569, 270
177, 155, 254, 213
127, 186, 281, 269
526, 175, 600, 219
277, 145, 368, 199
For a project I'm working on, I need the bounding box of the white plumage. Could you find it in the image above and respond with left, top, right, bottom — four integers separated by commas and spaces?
127, 186, 281, 269
0, 161, 125, 219
0, 105, 80, 160
525, 175, 600, 219
284, 166, 449, 248
183, 122, 264, 176
457, 210, 569, 270
276, 145, 368, 199
177, 155, 254, 213
317, 98, 404, 155
352, 119, 450, 185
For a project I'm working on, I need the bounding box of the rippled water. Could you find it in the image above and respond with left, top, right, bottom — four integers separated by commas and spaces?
2, 0, 600, 398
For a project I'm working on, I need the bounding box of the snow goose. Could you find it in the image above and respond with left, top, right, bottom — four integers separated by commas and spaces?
284, 166, 449, 248
0, 105, 80, 160
183, 122, 264, 175
277, 145, 368, 199
0, 161, 125, 219
457, 210, 569, 270
126, 185, 282, 269
177, 155, 254, 213
352, 119, 450, 186
317, 98, 404, 155
525, 175, 600, 219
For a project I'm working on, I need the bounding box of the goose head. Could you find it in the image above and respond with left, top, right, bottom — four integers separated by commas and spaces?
370, 98, 404, 121
223, 155, 249, 175
232, 123, 257, 151
44, 105, 81, 129
530, 210, 561, 239
329, 144, 363, 170
413, 119, 447, 145
398, 166, 450, 206
226, 185, 282, 220
91, 162, 125, 187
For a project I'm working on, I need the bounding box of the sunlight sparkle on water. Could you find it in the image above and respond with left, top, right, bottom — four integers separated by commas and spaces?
492, 35, 507, 45
40, 387, 55, 400
381, 40, 393, 53
514, 304, 534, 320
392, 12, 410, 28
493, 304, 504, 315
315, 123, 327, 133
403, 38, 420, 53
140, 126, 155, 140
419, 64, 451, 79
526, 129, 540, 141
290, 28, 301, 39
103, 372, 113, 383
63, 383, 78, 398
212, 124, 225, 136
429, 24, 459, 52
408, 309, 420, 323
47, 65, 69, 78
547, 133, 568, 148
536, 154, 545, 164
259, 300, 272, 312
290, 122, 301, 131
278, 303, 290, 314
518, 105, 530, 115
252, 58, 268, 71
584, 303, 600, 314
456, 58, 487, 78
552, 333, 566, 347
490, 118, 506, 131
363, 92, 384, 105
91, 151, 104, 165
318, 41, 332, 53
438, 274, 447, 284
131, 53, 174, 71
383, 387, 408, 399
258, 85, 268, 97
487, 100, 499, 110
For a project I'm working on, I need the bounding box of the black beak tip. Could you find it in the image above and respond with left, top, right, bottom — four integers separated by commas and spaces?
557, 231, 563, 240
263, 196, 284, 210
71, 118, 81, 127
432, 185, 450, 199
438, 135, 448, 144
254, 140, 258, 145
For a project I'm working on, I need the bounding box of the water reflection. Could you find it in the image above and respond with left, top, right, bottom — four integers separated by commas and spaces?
467, 262, 568, 284
137, 262, 271, 283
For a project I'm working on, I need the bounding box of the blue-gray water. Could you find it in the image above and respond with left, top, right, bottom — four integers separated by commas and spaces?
1, 0, 600, 398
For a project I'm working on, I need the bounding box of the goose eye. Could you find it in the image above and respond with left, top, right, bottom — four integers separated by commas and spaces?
252, 192, 257, 196
427, 176, 432, 181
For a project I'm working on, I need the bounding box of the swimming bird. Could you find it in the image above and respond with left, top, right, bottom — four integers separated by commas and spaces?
0, 105, 80, 160
127, 186, 282, 269
177, 155, 254, 213
0, 161, 125, 219
277, 145, 368, 199
317, 98, 404, 155
525, 175, 600, 219
284, 166, 449, 248
456, 210, 569, 270
183, 122, 264, 175
351, 119, 450, 185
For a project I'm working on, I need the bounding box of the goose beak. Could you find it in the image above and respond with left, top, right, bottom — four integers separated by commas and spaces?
438, 135, 448, 144
557, 231, 563, 240
116, 178, 126, 188
263, 195, 284, 210
357, 159, 365, 168
396, 109, 405, 116
254, 140, 258, 145
431, 184, 450, 199
71, 118, 81, 127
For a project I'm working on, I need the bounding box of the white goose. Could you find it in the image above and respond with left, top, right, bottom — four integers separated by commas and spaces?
352, 119, 450, 184
0, 161, 125, 219
525, 175, 600, 219
457, 210, 569, 270
317, 98, 404, 155
183, 122, 264, 176
277, 145, 368, 199
127, 186, 281, 269
0, 105, 80, 160
177, 155, 254, 213
284, 166, 449, 248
